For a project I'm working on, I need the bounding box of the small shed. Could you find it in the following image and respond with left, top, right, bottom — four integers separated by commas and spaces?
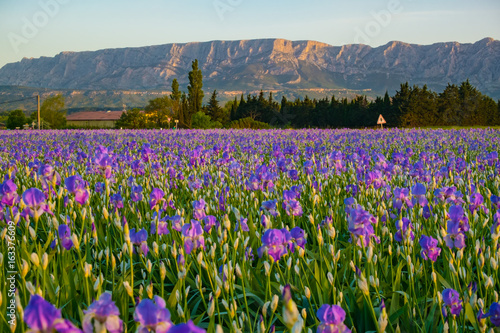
66, 111, 125, 128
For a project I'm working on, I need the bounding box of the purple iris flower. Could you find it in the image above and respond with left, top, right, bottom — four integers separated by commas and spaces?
394, 217, 414, 243
0, 178, 19, 206
303, 160, 314, 175
110, 193, 124, 211
38, 164, 62, 189
480, 302, 500, 326
83, 292, 123, 333
149, 188, 165, 210
181, 220, 205, 254
134, 296, 172, 333
130, 228, 149, 257
245, 175, 261, 191
167, 320, 206, 333
65, 175, 89, 206
316, 304, 351, 333
58, 224, 74, 250
168, 215, 182, 232
419, 235, 441, 262
347, 206, 379, 247
95, 182, 105, 194
22, 188, 53, 218
283, 199, 303, 217
442, 288, 462, 316
131, 185, 143, 202
257, 229, 288, 262
202, 215, 217, 233
151, 220, 169, 236
491, 195, 500, 210
24, 294, 82, 333
192, 199, 206, 220
95, 153, 113, 179
393, 188, 413, 211
469, 193, 488, 214
411, 183, 428, 207
283, 190, 298, 201
289, 226, 306, 250
444, 205, 469, 250
261, 199, 278, 216
288, 169, 299, 180
235, 217, 250, 232
365, 170, 385, 189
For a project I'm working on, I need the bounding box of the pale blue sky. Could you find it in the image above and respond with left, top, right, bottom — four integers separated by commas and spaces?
0, 0, 499, 68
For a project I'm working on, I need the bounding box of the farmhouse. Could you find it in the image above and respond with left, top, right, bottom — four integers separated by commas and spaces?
66, 111, 125, 128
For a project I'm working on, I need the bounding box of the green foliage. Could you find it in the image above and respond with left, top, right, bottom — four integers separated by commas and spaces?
115, 108, 146, 129
171, 79, 181, 102
191, 111, 222, 129
228, 117, 272, 129
33, 95, 67, 129
205, 90, 226, 124
145, 96, 173, 128
187, 59, 204, 125
6, 109, 27, 129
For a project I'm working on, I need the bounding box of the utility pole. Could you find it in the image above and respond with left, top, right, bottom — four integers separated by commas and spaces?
37, 95, 41, 130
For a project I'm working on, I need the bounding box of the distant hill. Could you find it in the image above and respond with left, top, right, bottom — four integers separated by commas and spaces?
0, 38, 499, 109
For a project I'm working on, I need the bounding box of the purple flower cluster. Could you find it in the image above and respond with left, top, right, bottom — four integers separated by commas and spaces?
346, 203, 379, 247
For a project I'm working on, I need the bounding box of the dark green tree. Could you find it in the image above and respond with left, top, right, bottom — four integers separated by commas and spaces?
145, 96, 173, 128
115, 108, 146, 129
171, 79, 181, 102
6, 109, 27, 129
205, 90, 224, 123
187, 59, 204, 126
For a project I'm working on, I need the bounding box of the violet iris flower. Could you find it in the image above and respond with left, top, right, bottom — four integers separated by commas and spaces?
261, 199, 278, 216
131, 185, 143, 202
110, 193, 124, 211
479, 302, 500, 327
0, 178, 19, 206
130, 228, 149, 257
202, 215, 217, 233
347, 206, 379, 247
181, 220, 205, 254
258, 229, 288, 262
149, 188, 165, 210
22, 188, 53, 218
64, 175, 89, 205
419, 235, 441, 262
394, 217, 415, 243
83, 292, 123, 333
283, 199, 303, 217
469, 192, 488, 214
134, 296, 172, 333
95, 154, 113, 179
167, 320, 206, 333
411, 182, 428, 207
58, 224, 74, 250
151, 220, 169, 236
192, 199, 206, 220
24, 294, 82, 333
442, 288, 462, 316
316, 304, 351, 333
235, 217, 250, 232
444, 205, 469, 250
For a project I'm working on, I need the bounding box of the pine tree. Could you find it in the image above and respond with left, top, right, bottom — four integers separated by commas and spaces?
206, 90, 223, 123
171, 79, 181, 101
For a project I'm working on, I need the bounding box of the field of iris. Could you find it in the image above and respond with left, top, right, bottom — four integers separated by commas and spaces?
0, 128, 499, 333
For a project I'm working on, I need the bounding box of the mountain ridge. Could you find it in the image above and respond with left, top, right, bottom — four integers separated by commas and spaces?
0, 37, 499, 100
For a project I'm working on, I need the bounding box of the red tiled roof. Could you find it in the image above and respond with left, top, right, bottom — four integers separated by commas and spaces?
66, 111, 125, 121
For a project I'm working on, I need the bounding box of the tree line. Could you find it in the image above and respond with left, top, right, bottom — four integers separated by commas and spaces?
116, 59, 500, 129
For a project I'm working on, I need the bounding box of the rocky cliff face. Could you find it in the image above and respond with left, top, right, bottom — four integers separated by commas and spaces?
1, 38, 499, 99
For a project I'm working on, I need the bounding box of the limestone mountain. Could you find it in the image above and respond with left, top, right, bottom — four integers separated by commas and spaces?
0, 38, 499, 100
